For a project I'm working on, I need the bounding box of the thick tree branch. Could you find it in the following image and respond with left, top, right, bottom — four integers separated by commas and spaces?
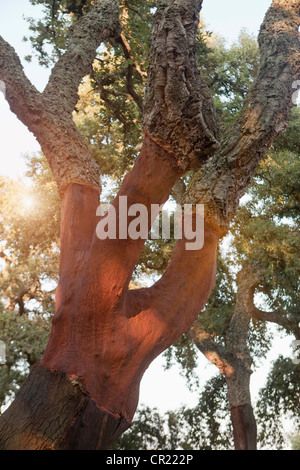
185, 0, 300, 234
143, 0, 220, 169
251, 304, 300, 339
43, 0, 121, 117
0, 1, 121, 194
0, 36, 42, 129
0, 36, 100, 192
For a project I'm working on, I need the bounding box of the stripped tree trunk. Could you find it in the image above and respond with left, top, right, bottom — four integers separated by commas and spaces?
0, 0, 299, 450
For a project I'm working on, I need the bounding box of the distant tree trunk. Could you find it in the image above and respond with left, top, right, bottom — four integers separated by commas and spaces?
0, 0, 299, 450
224, 268, 257, 450
190, 257, 300, 450
229, 404, 257, 451
190, 289, 258, 452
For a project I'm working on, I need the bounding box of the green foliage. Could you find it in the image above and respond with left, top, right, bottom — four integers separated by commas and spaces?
0, 154, 60, 409
231, 147, 300, 321
112, 406, 174, 450
113, 375, 233, 450
273, 107, 300, 155
198, 255, 236, 337
73, 1, 156, 182
73, 72, 143, 182
198, 28, 259, 130
0, 311, 51, 411
24, 1, 72, 66
163, 334, 200, 391
181, 375, 233, 450
256, 356, 300, 449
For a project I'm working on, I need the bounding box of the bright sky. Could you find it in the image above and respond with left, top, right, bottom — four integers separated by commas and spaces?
1, 0, 295, 433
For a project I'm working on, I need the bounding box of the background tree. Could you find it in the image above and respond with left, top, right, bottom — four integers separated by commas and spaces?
113, 375, 233, 450
0, 0, 299, 450
0, 155, 60, 412
158, 109, 300, 450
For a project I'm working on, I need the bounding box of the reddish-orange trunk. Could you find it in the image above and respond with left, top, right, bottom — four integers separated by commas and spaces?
41, 137, 218, 422
0, 138, 219, 449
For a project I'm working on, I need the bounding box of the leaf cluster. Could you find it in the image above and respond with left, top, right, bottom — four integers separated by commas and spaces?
0, 155, 60, 410
113, 375, 233, 450
0, 310, 51, 411
256, 356, 300, 449
0, 154, 60, 316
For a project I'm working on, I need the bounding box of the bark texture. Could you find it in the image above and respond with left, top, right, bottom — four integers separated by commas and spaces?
143, 0, 220, 169
0, 365, 130, 450
0, 0, 120, 194
230, 405, 257, 451
184, 0, 300, 233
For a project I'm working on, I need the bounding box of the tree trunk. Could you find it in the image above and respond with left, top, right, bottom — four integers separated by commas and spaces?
0, 138, 219, 450
0, 366, 130, 450
230, 405, 257, 451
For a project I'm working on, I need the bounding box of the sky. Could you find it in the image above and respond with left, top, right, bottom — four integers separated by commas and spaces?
0, 0, 295, 433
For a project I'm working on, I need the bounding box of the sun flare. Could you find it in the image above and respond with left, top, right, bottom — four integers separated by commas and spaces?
23, 194, 36, 211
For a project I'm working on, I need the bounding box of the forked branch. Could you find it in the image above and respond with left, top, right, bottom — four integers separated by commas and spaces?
185, 0, 300, 233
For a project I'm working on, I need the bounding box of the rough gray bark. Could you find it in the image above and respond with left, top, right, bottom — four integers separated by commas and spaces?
184, 0, 300, 234
0, 365, 130, 450
143, 0, 220, 169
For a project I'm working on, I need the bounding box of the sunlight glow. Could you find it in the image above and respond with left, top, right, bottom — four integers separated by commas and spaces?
23, 194, 37, 211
